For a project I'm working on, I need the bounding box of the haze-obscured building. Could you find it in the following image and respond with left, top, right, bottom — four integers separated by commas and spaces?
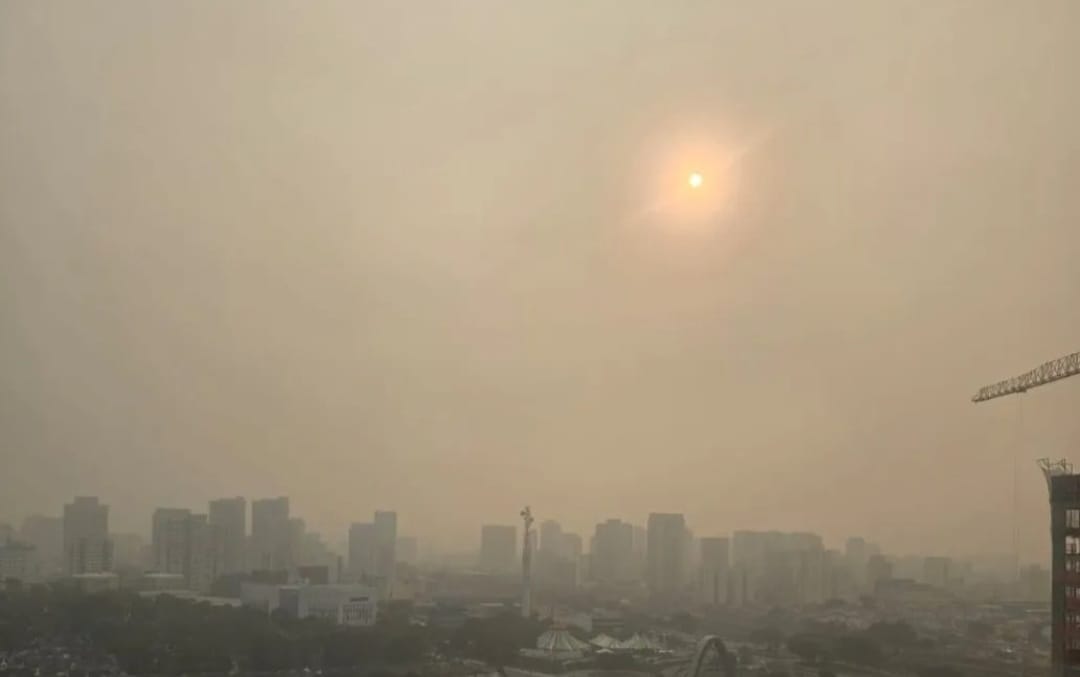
20, 515, 62, 577
208, 497, 246, 574
867, 554, 893, 591
0, 541, 37, 582
592, 519, 634, 584
152, 508, 191, 573
845, 537, 869, 590
922, 556, 952, 589
150, 509, 223, 592
71, 571, 119, 593
396, 536, 418, 565
298, 531, 337, 574
349, 522, 376, 578
731, 531, 826, 606
63, 497, 111, 574
646, 513, 686, 597
480, 525, 516, 573
700, 537, 730, 605
374, 511, 397, 581
540, 520, 563, 557
251, 497, 290, 571
111, 532, 145, 569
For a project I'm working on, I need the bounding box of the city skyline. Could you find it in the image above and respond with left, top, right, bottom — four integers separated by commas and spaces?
6, 491, 1031, 605
2, 492, 1028, 572
2, 1, 1078, 673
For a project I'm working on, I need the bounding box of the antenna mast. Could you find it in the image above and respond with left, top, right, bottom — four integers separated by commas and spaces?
520, 506, 534, 619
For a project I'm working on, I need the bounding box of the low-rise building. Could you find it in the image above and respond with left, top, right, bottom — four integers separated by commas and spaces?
71, 572, 120, 593
240, 582, 378, 626
339, 595, 378, 626
140, 572, 187, 591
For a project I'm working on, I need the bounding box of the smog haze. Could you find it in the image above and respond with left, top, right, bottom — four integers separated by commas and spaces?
2, 0, 1079, 561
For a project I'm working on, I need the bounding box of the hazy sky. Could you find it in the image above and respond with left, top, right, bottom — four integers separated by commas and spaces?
2, 1, 1078, 560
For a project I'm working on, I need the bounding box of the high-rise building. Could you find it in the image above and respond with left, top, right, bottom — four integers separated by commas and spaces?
646, 513, 686, 597
209, 497, 246, 574
632, 524, 647, 579
396, 536, 418, 565
151, 508, 223, 592
251, 497, 290, 571
111, 533, 145, 569
0, 541, 37, 582
480, 525, 516, 573
289, 518, 307, 567
867, 554, 893, 591
562, 533, 583, 561
186, 514, 224, 592
732, 531, 826, 606
539, 520, 564, 558
700, 537, 730, 605
845, 537, 869, 590
348, 522, 376, 578
373, 511, 397, 581
63, 497, 111, 574
683, 527, 699, 584
592, 519, 634, 584
821, 549, 851, 601
152, 508, 191, 573
562, 532, 584, 587
533, 521, 580, 590
20, 515, 62, 577
922, 556, 952, 589
298, 531, 336, 575
1046, 472, 1080, 676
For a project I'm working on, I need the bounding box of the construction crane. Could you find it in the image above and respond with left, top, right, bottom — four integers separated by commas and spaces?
972, 351, 1080, 402
973, 351, 1080, 675
971, 349, 1080, 584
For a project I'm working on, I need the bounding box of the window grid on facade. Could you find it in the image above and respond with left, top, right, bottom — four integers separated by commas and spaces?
1067, 535, 1080, 555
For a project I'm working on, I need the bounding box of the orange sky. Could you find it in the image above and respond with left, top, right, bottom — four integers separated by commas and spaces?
2, 1, 1079, 561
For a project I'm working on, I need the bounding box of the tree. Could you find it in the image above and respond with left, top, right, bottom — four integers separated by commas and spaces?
966, 621, 994, 641
866, 621, 917, 647
787, 634, 827, 663
449, 613, 544, 668
0, 584, 430, 674
670, 612, 700, 634
918, 667, 964, 677
833, 634, 882, 666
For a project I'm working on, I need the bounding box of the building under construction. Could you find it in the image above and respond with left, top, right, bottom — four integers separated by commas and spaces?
974, 351, 1080, 676
1041, 459, 1080, 676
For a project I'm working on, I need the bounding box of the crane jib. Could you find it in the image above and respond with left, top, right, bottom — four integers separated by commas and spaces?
972, 351, 1080, 402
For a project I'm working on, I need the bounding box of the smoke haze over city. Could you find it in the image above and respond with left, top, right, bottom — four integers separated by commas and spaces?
3, 0, 1080, 564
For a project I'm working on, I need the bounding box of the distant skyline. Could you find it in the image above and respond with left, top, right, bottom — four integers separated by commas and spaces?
2, 1, 1079, 562
0, 493, 1040, 567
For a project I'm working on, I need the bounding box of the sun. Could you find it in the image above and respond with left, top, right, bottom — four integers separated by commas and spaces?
688, 172, 703, 189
